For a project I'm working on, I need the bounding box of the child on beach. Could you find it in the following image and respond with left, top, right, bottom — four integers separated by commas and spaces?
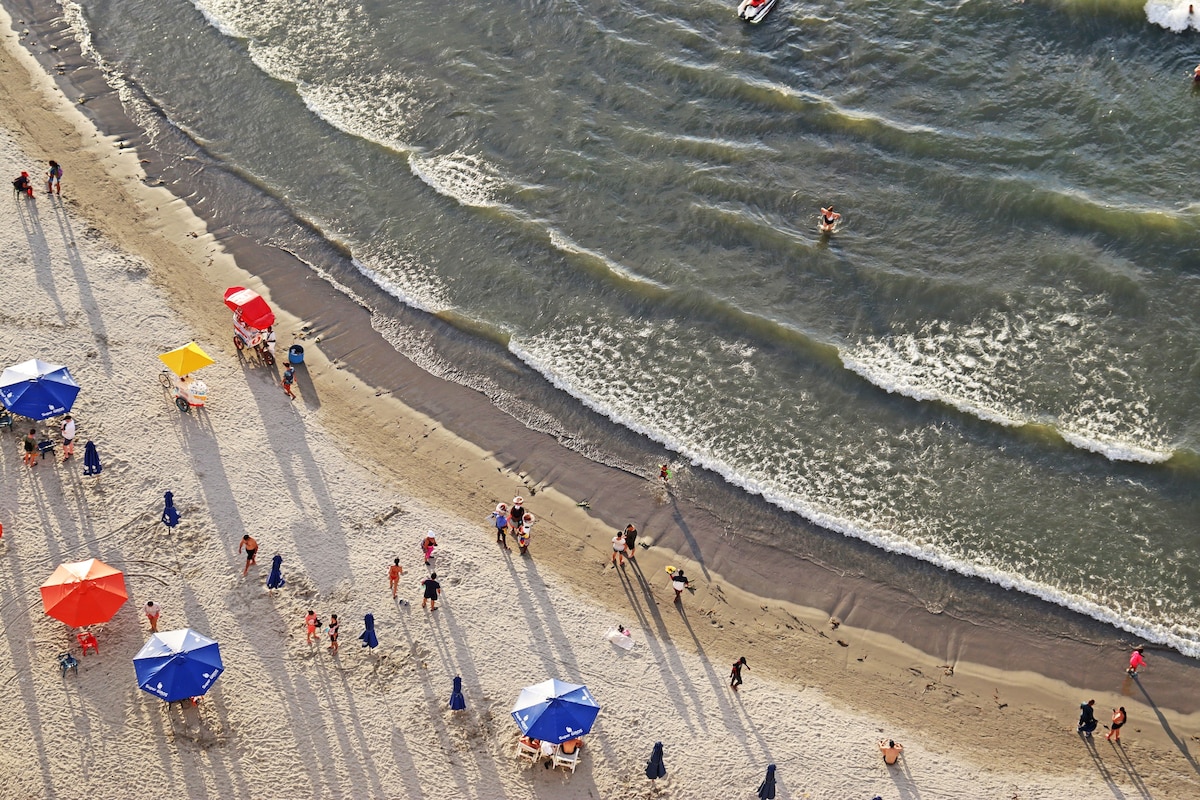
491, 504, 510, 549
1127, 645, 1146, 676
730, 656, 748, 691
22, 428, 37, 467
46, 160, 62, 195
516, 513, 533, 555
388, 558, 405, 598
421, 531, 438, 565
282, 365, 296, 399
12, 171, 33, 198
305, 610, 320, 644
327, 614, 340, 653
143, 601, 161, 633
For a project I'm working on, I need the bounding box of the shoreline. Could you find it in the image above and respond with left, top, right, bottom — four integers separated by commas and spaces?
5, 0, 1200, 707
1, 3, 1198, 796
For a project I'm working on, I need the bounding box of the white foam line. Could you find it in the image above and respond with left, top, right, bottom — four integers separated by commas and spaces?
840, 353, 1174, 465
508, 338, 1199, 658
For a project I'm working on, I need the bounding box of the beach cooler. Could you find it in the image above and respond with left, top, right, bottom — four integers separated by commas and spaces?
288, 344, 305, 365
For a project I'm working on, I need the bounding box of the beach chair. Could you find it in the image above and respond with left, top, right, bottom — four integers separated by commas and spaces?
0, 411, 12, 432
76, 632, 99, 655
517, 739, 540, 764
58, 652, 79, 677
552, 747, 580, 773
37, 439, 56, 460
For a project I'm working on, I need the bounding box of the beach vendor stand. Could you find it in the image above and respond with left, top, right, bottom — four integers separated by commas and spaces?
224, 286, 277, 366
158, 342, 212, 413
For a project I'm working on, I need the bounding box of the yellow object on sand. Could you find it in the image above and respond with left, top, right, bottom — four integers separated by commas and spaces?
665, 566, 676, 575
159, 342, 215, 377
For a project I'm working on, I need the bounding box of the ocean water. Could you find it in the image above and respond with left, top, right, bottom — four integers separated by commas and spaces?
50, 0, 1200, 653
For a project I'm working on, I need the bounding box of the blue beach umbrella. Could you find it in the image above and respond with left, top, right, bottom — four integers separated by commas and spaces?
645, 741, 666, 780
83, 441, 101, 475
449, 675, 466, 711
266, 555, 286, 590
359, 613, 378, 649
511, 678, 601, 744
756, 764, 777, 800
161, 491, 180, 528
0, 359, 80, 420
133, 628, 224, 703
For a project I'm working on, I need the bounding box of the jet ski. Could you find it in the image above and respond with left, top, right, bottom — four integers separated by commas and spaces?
738, 0, 778, 24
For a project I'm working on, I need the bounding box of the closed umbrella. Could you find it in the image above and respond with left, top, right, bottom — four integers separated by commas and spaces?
449, 675, 466, 710
645, 741, 666, 780
134, 628, 224, 702
40, 558, 128, 627
83, 441, 102, 475
158, 342, 215, 377
0, 359, 80, 420
266, 555, 286, 591
358, 613, 378, 649
757, 764, 777, 800
511, 678, 601, 744
161, 491, 180, 528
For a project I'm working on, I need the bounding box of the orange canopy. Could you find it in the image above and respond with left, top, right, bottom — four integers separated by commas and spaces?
40, 559, 128, 627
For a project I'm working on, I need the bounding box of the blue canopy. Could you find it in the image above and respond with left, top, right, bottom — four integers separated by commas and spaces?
358, 613, 377, 648
83, 441, 102, 475
0, 359, 80, 420
266, 555, 286, 590
757, 764, 777, 799
645, 741, 666, 780
161, 491, 179, 528
511, 678, 600, 744
133, 629, 224, 702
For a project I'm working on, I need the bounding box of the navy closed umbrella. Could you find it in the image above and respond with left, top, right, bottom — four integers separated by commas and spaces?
645, 741, 666, 780
266, 555, 286, 591
83, 441, 101, 475
0, 359, 80, 420
359, 613, 378, 649
449, 675, 466, 710
756, 764, 776, 799
161, 491, 180, 528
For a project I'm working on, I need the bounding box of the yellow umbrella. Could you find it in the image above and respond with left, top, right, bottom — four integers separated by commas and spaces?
159, 342, 215, 377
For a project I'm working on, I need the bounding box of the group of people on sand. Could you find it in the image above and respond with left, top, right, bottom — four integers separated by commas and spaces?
490, 496, 535, 554
11, 159, 62, 198
609, 523, 640, 568
17, 415, 76, 468
1075, 646, 1148, 741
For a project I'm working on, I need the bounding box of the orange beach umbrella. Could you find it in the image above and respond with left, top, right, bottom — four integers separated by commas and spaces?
40, 558, 128, 627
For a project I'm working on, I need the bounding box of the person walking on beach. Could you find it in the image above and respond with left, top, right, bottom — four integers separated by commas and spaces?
388, 557, 405, 598
46, 160, 62, 195
1078, 699, 1098, 737
516, 513, 534, 555
610, 530, 626, 568
305, 610, 320, 644
282, 365, 296, 399
1127, 645, 1146, 676
730, 656, 749, 691
60, 415, 75, 462
421, 572, 442, 610
327, 613, 340, 654
421, 531, 438, 566
143, 601, 161, 633
239, 534, 259, 575
1106, 706, 1126, 742
623, 523, 639, 558
879, 739, 904, 765
22, 428, 37, 467
669, 567, 691, 603
659, 463, 671, 484
491, 504, 510, 549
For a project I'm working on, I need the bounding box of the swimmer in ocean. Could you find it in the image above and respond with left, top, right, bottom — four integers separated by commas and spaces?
819, 205, 841, 231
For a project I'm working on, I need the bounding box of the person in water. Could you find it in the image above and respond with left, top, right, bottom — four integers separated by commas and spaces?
820, 205, 842, 229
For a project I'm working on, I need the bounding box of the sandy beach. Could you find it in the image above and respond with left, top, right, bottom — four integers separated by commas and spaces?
1, 5, 1199, 798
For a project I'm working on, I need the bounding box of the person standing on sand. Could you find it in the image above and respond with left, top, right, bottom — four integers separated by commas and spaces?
1106, 706, 1126, 742
389, 557, 405, 598
879, 739, 904, 765
610, 530, 626, 568
305, 610, 320, 644
510, 496, 526, 528
328, 613, 340, 653
730, 656, 748, 691
421, 531, 437, 566
1127, 645, 1146, 676
22, 428, 37, 467
239, 534, 259, 576
143, 601, 161, 633
421, 572, 442, 610
46, 160, 62, 195
491, 504, 510, 549
669, 567, 691, 602
60, 415, 75, 461
1078, 699, 1098, 736
282, 365, 296, 399
623, 523, 639, 558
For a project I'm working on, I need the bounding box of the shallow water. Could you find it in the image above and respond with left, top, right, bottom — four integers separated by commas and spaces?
50, 0, 1200, 653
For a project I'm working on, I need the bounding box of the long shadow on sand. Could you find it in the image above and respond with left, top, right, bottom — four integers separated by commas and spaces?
1133, 675, 1200, 776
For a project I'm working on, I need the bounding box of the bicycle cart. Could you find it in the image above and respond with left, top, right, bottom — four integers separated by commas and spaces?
158, 341, 213, 413
224, 286, 277, 366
